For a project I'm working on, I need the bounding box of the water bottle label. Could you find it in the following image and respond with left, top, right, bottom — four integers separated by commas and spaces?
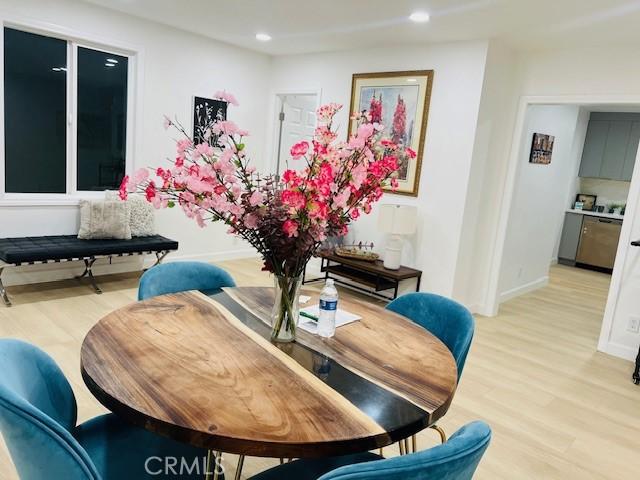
320, 299, 337, 311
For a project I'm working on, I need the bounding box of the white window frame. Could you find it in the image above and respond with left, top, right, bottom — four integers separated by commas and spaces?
0, 15, 142, 206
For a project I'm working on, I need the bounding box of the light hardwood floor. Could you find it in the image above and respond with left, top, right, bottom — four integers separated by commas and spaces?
0, 261, 637, 479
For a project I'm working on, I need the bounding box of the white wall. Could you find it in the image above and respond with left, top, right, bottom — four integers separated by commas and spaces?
268, 41, 489, 300
498, 105, 583, 301
0, 0, 271, 285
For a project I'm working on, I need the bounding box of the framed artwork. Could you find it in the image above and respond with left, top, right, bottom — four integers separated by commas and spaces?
529, 133, 555, 164
575, 193, 597, 211
192, 96, 227, 145
348, 70, 434, 196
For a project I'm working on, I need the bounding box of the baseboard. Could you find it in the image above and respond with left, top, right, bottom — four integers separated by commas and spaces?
1, 248, 258, 287
597, 341, 638, 362
499, 276, 549, 304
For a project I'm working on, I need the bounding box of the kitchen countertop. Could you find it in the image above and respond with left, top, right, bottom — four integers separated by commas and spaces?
566, 209, 624, 220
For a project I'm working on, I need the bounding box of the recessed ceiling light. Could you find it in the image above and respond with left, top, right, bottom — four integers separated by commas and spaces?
409, 11, 430, 23
407, 78, 417, 82
255, 33, 272, 42
105, 63, 115, 67
106, 58, 119, 64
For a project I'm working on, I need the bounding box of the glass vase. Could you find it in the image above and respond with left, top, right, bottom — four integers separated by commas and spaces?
271, 274, 302, 343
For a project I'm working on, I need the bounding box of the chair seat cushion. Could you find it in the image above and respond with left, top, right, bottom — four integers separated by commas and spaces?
0, 235, 178, 264
74, 414, 216, 479
250, 452, 381, 480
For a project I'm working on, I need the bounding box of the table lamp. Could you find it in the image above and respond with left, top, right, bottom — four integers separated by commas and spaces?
378, 204, 417, 270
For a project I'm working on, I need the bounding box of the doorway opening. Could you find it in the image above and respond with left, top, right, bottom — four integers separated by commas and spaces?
490, 99, 640, 363
272, 93, 318, 175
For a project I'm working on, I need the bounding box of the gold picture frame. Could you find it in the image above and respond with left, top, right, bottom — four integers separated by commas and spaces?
348, 70, 433, 197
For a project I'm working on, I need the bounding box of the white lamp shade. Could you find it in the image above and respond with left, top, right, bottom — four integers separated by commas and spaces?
378, 204, 417, 235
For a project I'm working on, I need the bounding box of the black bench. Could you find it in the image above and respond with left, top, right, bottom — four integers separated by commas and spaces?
0, 235, 179, 306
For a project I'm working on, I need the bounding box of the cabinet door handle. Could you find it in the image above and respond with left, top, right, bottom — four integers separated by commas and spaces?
632, 240, 640, 247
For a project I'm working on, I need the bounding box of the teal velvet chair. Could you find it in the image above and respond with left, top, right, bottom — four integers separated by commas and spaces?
138, 261, 236, 301
386, 292, 475, 445
249, 421, 491, 480
0, 339, 212, 479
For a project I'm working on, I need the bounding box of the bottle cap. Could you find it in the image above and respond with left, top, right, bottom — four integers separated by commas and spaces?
326, 279, 334, 286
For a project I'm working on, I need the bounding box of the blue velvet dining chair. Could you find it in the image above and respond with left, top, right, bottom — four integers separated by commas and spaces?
138, 261, 236, 300
0, 339, 212, 479
249, 421, 491, 480
386, 292, 475, 446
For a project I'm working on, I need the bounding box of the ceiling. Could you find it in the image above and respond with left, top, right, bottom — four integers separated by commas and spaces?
81, 0, 640, 55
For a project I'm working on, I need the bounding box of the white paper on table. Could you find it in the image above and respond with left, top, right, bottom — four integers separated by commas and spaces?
298, 306, 361, 334
299, 295, 311, 304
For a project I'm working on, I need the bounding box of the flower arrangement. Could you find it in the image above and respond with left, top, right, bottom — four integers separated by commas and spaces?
120, 92, 405, 341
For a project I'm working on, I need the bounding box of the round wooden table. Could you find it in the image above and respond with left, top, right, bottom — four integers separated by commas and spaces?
81, 287, 457, 460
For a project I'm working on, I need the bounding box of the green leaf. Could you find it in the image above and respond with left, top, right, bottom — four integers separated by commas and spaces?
237, 143, 245, 151
167, 201, 175, 208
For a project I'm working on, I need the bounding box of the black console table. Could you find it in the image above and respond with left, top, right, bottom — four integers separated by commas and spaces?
303, 251, 422, 301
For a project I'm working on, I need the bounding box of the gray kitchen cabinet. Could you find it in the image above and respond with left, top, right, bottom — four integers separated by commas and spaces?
558, 212, 584, 262
600, 121, 632, 179
622, 121, 640, 181
579, 113, 640, 181
579, 120, 609, 178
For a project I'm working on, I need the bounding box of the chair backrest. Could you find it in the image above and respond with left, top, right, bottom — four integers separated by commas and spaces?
386, 292, 474, 380
319, 421, 491, 480
138, 261, 236, 300
0, 339, 100, 479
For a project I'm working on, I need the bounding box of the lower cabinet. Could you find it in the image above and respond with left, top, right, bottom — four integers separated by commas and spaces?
558, 212, 622, 269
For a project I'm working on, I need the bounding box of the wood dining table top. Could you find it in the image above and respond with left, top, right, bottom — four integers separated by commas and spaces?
80, 287, 458, 458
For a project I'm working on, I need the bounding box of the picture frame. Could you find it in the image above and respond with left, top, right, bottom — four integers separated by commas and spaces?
192, 96, 227, 146
529, 133, 555, 165
348, 70, 434, 197
575, 193, 597, 211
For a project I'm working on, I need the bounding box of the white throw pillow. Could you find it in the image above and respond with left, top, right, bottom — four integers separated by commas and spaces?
78, 200, 132, 240
105, 191, 156, 237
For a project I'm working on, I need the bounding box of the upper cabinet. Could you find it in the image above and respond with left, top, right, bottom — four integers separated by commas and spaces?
579, 112, 640, 181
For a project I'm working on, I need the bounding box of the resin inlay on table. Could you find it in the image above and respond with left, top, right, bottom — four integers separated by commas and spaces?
81, 287, 457, 458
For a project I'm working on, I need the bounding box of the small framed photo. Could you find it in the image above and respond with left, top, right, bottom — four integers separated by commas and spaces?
575, 194, 597, 211
529, 133, 555, 164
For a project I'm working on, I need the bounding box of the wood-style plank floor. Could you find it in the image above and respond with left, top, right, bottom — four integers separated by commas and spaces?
0, 260, 637, 479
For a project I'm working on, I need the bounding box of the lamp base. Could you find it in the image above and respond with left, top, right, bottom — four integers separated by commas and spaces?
383, 235, 402, 270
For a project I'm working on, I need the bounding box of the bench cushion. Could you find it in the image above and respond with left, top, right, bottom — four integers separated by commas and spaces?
0, 235, 178, 265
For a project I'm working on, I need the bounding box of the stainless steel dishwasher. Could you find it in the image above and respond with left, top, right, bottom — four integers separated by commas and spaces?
576, 216, 623, 269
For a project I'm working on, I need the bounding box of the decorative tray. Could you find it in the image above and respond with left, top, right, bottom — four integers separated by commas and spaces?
334, 247, 380, 262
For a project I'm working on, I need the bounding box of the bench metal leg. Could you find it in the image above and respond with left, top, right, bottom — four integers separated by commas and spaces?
76, 258, 102, 294
0, 267, 11, 307
153, 250, 170, 267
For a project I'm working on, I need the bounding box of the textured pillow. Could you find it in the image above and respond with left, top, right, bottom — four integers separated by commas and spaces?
78, 200, 132, 240
105, 191, 156, 237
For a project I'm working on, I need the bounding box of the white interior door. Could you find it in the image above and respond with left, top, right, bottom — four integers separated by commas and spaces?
275, 94, 317, 174
599, 138, 640, 361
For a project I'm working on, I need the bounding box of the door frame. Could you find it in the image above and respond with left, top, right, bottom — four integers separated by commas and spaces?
267, 89, 322, 173
486, 94, 640, 360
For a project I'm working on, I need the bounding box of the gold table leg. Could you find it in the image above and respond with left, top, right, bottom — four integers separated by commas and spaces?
234, 455, 245, 480
430, 424, 447, 443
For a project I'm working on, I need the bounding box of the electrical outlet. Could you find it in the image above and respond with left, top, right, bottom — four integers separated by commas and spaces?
627, 316, 640, 334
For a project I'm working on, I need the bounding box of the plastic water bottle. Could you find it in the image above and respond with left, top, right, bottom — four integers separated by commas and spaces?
318, 279, 338, 338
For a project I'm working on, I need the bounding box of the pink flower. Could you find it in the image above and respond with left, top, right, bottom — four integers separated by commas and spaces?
248, 190, 265, 206
290, 141, 309, 159
308, 201, 329, 220
212, 120, 240, 136
357, 123, 375, 140
195, 212, 206, 228
351, 208, 360, 219
176, 139, 193, 154
145, 182, 157, 202
314, 126, 337, 145
282, 219, 299, 238
405, 147, 417, 159
332, 190, 350, 209
391, 177, 399, 191
282, 169, 302, 187
213, 90, 239, 106
316, 103, 342, 123
281, 189, 306, 210
243, 213, 260, 229
132, 168, 149, 185
118, 175, 129, 200
193, 143, 214, 159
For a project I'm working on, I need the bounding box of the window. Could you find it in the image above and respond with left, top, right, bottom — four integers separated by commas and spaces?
2, 26, 131, 198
